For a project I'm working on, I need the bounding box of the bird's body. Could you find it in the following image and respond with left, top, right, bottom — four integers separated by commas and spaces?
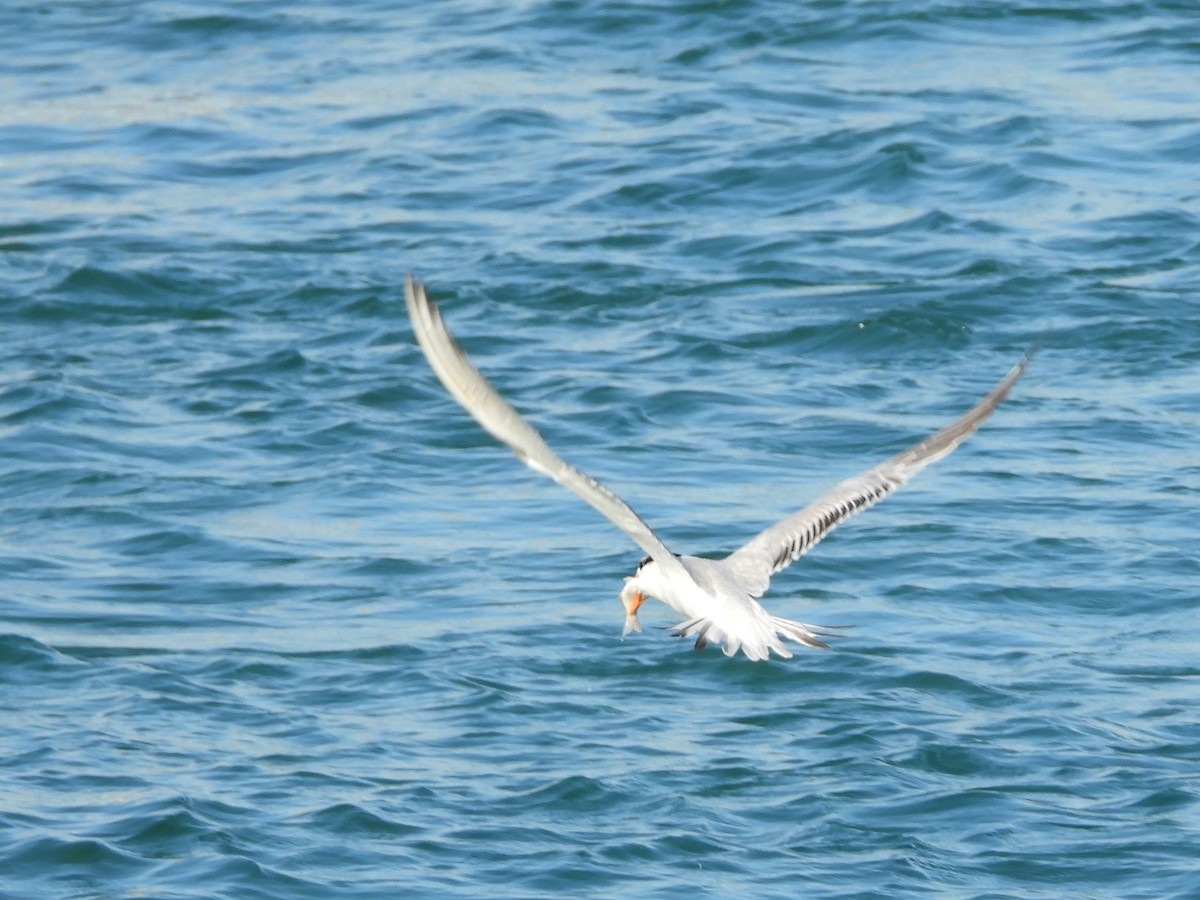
406, 275, 1028, 660
624, 554, 830, 661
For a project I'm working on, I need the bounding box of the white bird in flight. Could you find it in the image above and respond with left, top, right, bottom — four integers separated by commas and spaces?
406, 275, 1028, 660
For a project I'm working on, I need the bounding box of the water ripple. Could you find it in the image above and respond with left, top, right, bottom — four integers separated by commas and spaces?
2, 0, 1198, 897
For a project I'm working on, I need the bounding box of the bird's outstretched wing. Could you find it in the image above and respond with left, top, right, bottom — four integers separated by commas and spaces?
406, 275, 690, 580
722, 354, 1030, 598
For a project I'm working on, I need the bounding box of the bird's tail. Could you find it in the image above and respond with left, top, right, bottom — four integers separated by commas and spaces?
770, 615, 852, 651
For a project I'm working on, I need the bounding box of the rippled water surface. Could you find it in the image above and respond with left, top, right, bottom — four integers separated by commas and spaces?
3, 2, 1199, 897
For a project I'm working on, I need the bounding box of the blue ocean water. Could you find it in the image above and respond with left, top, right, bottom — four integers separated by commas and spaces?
2, 1, 1199, 896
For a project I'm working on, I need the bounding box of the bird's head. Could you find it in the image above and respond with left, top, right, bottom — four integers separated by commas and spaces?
619, 555, 657, 636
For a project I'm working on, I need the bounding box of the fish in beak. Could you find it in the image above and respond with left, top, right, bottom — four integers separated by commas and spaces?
621, 584, 645, 637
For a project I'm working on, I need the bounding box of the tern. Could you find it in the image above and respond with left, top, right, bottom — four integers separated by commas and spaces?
406, 275, 1028, 660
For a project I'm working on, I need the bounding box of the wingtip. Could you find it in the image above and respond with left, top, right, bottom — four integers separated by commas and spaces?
997, 347, 1035, 399
405, 274, 446, 347
404, 271, 421, 318
1019, 342, 1039, 372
